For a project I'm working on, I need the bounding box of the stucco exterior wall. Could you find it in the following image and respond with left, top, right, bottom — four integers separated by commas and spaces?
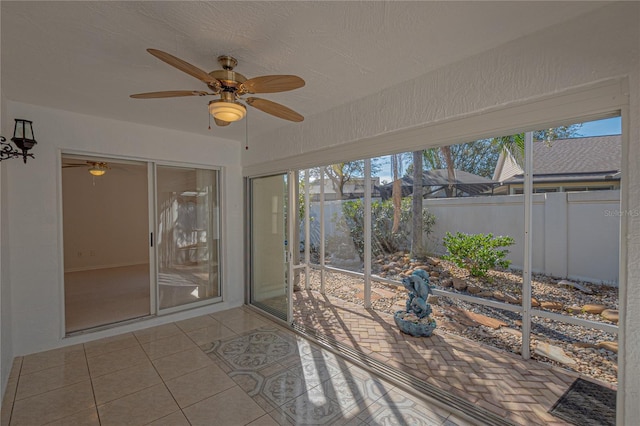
243, 3, 640, 424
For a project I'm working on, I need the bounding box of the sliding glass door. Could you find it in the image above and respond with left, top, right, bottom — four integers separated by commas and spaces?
156, 166, 221, 312
249, 173, 291, 321
62, 155, 222, 333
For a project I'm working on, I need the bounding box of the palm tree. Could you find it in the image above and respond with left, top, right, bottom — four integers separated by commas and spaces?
411, 150, 424, 258
391, 154, 402, 233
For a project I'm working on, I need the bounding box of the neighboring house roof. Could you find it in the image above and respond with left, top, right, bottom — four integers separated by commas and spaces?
378, 169, 497, 198
494, 135, 621, 184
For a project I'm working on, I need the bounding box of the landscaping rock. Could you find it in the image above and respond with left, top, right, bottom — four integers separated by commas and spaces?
477, 290, 494, 298
574, 342, 598, 349
440, 307, 479, 327
493, 291, 505, 301
582, 304, 607, 314
535, 342, 577, 366
558, 279, 593, 294
467, 285, 482, 294
501, 327, 522, 337
601, 309, 619, 323
452, 278, 467, 291
531, 298, 540, 307
440, 278, 453, 288
565, 305, 582, 314
466, 312, 507, 329
597, 341, 618, 353
427, 295, 439, 305
427, 258, 440, 266
540, 301, 563, 310
503, 294, 521, 305
449, 307, 507, 329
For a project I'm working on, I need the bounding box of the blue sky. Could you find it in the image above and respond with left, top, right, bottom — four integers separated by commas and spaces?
577, 116, 621, 137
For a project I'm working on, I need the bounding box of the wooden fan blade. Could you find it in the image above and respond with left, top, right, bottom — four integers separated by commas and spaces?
246, 97, 304, 122
241, 75, 305, 94
130, 90, 211, 99
214, 118, 230, 127
147, 49, 218, 85
62, 164, 86, 168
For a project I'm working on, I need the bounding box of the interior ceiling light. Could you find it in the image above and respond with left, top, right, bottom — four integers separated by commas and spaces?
88, 163, 107, 176
208, 99, 246, 122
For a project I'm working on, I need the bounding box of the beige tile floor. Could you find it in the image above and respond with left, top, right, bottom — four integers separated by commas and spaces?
1, 307, 471, 426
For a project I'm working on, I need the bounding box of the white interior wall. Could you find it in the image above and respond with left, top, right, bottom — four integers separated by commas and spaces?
62, 162, 149, 271
242, 3, 640, 424
0, 127, 11, 400
1, 101, 243, 366
0, 60, 12, 396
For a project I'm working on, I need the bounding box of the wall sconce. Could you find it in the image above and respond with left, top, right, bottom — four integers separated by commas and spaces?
0, 119, 37, 164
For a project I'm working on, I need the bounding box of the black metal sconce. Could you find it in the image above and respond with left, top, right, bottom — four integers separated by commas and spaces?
0, 119, 37, 164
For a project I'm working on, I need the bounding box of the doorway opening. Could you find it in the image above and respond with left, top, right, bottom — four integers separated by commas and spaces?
62, 155, 151, 333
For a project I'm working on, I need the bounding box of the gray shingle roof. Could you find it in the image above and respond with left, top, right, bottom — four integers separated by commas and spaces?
531, 135, 621, 175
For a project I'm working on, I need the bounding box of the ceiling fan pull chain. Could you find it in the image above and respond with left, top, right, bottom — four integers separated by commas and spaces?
245, 110, 249, 151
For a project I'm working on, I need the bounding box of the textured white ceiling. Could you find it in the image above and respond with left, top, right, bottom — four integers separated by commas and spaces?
1, 1, 606, 142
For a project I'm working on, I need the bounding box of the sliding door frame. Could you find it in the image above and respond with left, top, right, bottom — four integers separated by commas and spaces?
58, 150, 224, 336
245, 171, 294, 324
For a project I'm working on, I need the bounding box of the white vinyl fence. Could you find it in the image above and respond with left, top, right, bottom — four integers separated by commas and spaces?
306, 190, 620, 285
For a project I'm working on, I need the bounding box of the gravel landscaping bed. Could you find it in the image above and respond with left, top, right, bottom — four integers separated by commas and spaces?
300, 253, 619, 385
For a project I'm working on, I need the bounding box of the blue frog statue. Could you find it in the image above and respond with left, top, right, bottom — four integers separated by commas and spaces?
401, 269, 433, 319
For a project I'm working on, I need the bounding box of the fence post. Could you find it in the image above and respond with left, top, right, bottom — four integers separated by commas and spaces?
522, 131, 533, 360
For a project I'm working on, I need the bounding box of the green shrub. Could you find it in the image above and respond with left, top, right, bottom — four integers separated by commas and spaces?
338, 197, 435, 259
442, 232, 515, 277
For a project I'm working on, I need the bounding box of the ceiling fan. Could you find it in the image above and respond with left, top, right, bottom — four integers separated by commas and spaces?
62, 161, 110, 176
130, 49, 305, 126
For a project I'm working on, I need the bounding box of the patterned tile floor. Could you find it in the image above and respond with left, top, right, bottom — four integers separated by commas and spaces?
292, 289, 584, 426
1, 307, 470, 426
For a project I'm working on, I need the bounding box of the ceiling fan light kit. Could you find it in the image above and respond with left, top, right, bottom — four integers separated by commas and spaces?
88, 167, 106, 176
88, 162, 109, 176
64, 160, 110, 176
131, 50, 305, 126
208, 92, 246, 122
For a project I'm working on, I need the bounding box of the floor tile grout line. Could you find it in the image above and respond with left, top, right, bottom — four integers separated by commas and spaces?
82, 343, 103, 426
4, 357, 23, 426
137, 317, 254, 425
88, 330, 184, 422
135, 325, 190, 425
